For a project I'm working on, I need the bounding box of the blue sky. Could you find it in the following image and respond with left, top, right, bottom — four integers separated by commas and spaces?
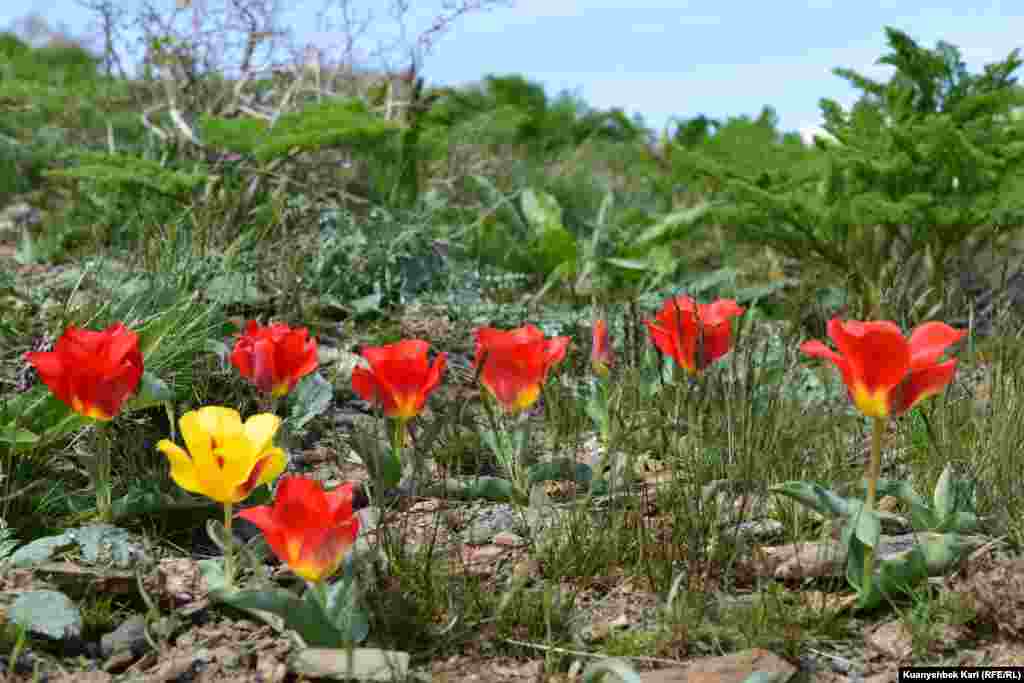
3, 1, 1020, 142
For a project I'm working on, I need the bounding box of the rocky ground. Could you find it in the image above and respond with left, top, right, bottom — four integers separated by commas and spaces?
4, 198, 1024, 682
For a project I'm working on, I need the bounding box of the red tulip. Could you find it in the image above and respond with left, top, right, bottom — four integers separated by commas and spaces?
474, 325, 570, 413
801, 318, 965, 418
645, 296, 745, 374
591, 319, 613, 377
237, 477, 360, 583
25, 323, 143, 421
230, 321, 318, 398
350, 340, 447, 420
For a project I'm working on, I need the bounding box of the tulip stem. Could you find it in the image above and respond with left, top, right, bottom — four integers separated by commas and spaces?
92, 424, 113, 523
223, 502, 236, 590
861, 416, 884, 596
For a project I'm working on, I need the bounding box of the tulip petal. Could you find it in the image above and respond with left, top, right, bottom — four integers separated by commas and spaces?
350, 366, 384, 406
907, 322, 965, 369
157, 440, 204, 495
700, 299, 745, 327
179, 411, 213, 465
253, 447, 287, 489
243, 413, 281, 455
893, 359, 959, 416
423, 353, 447, 397
828, 319, 909, 414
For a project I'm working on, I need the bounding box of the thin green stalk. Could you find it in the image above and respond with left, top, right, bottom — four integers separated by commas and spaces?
861, 416, 884, 594
223, 502, 236, 589
93, 423, 113, 523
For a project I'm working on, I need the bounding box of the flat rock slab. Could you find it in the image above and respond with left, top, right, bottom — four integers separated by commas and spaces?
641, 648, 797, 683
289, 647, 410, 681
752, 533, 988, 580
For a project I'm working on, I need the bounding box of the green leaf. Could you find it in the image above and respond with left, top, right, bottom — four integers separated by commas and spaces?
585, 393, 610, 437
319, 577, 370, 645
603, 257, 651, 271
527, 459, 593, 489
0, 425, 40, 447
349, 292, 383, 316
634, 202, 713, 246
122, 372, 174, 413
932, 464, 956, 523
877, 544, 929, 599
845, 501, 882, 550
770, 481, 852, 518
197, 558, 231, 596
289, 372, 333, 430
582, 658, 643, 683
204, 339, 231, 364
445, 476, 515, 501
687, 267, 738, 294
521, 188, 577, 274
220, 584, 358, 648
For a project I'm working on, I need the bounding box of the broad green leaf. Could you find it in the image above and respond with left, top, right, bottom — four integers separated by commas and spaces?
770, 481, 852, 518
686, 267, 738, 294
582, 658, 643, 683
454, 476, 515, 501
634, 201, 713, 246
932, 464, 955, 523
122, 372, 174, 413
0, 425, 39, 446
316, 578, 370, 645
349, 292, 382, 316
845, 501, 882, 549
877, 544, 929, 599
289, 372, 333, 430
527, 459, 593, 489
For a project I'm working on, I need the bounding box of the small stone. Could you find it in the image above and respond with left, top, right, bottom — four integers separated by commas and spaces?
492, 531, 527, 547
864, 620, 913, 660
101, 614, 149, 658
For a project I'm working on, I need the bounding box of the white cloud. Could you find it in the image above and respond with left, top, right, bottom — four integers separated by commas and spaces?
798, 125, 837, 145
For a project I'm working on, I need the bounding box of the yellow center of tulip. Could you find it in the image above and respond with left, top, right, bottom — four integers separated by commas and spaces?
851, 384, 891, 419
511, 384, 541, 413
71, 396, 113, 421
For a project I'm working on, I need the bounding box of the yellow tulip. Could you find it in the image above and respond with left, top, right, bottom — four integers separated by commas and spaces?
157, 406, 286, 504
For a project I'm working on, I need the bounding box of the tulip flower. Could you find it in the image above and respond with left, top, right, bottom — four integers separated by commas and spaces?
800, 319, 966, 419
238, 476, 360, 584
25, 322, 144, 521
25, 323, 143, 421
645, 296, 744, 375
801, 317, 964, 600
158, 406, 287, 589
350, 340, 447, 421
157, 407, 286, 504
591, 319, 613, 378
230, 321, 318, 399
474, 325, 570, 414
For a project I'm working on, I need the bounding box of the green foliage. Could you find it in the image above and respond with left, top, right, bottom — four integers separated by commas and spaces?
252, 98, 401, 163
675, 27, 1024, 318
47, 152, 209, 199
305, 204, 449, 316
198, 115, 269, 155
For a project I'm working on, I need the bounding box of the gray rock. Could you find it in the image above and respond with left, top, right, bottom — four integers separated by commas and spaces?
9, 524, 149, 569
9, 590, 83, 640
465, 504, 522, 544
101, 614, 149, 658
289, 647, 410, 681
